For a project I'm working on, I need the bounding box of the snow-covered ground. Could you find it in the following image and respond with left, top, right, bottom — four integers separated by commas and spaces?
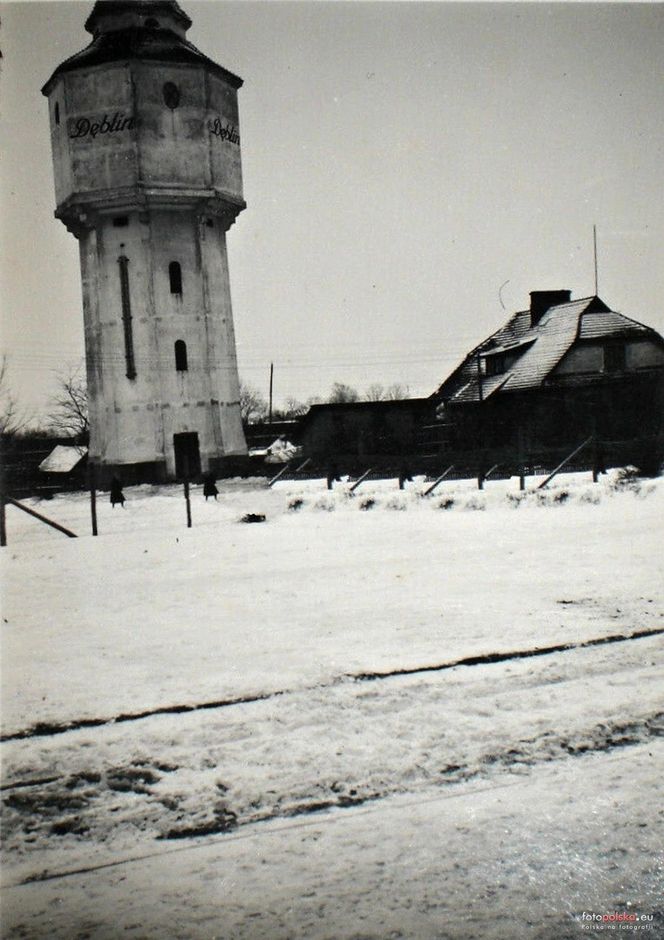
1, 470, 662, 938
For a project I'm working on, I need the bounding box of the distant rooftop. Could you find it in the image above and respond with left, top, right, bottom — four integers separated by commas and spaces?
433, 294, 662, 404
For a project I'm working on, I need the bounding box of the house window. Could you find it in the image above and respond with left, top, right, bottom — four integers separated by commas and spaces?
145, 17, 159, 27
169, 261, 182, 295
604, 344, 626, 373
175, 340, 188, 372
113, 216, 129, 228
485, 353, 507, 376
54, 102, 60, 125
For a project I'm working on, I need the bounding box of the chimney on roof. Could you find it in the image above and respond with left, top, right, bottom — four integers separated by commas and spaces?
529, 290, 572, 327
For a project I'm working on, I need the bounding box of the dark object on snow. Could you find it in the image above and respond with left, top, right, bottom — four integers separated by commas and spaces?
110, 477, 125, 508
241, 513, 266, 524
327, 463, 342, 491
398, 465, 413, 490
203, 473, 218, 501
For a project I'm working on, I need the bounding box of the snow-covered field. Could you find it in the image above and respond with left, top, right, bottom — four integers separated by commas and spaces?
1, 470, 663, 939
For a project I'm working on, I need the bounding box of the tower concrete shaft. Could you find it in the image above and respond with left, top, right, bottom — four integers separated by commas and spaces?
43, 0, 248, 481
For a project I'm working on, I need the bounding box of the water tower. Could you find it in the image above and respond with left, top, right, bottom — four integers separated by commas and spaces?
42, 0, 248, 482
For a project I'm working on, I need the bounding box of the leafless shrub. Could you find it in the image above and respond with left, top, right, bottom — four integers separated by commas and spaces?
47, 365, 89, 441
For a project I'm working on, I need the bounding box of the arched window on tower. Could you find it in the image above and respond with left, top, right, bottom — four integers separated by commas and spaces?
175, 340, 188, 372
169, 261, 182, 296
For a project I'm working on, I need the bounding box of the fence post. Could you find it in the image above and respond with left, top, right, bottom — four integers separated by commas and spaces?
268, 463, 291, 487
2, 497, 77, 537
423, 465, 454, 497
89, 465, 98, 537
592, 437, 600, 483
184, 478, 192, 528
0, 458, 5, 546
538, 436, 594, 489
477, 464, 484, 490
349, 469, 374, 493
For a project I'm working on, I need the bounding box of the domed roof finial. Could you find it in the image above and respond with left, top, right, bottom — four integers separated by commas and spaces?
85, 1, 192, 38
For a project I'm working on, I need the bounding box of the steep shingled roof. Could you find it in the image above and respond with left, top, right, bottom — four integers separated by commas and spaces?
433, 295, 661, 405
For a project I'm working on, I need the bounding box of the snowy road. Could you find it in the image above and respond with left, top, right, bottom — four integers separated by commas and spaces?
1, 472, 663, 937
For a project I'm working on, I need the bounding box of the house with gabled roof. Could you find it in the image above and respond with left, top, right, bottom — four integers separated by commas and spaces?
432, 290, 664, 469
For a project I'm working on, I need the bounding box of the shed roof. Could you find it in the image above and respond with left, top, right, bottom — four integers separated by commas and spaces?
39, 445, 87, 473
433, 295, 662, 404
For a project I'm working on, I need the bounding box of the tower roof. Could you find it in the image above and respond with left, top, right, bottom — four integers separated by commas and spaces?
42, 1, 241, 95
84, 1, 192, 37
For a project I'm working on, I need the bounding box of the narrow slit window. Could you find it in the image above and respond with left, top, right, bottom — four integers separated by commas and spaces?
117, 255, 136, 379
169, 261, 182, 295
54, 102, 60, 125
175, 340, 188, 372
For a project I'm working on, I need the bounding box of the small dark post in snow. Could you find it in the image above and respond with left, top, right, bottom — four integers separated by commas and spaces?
477, 461, 484, 490
398, 465, 413, 490
0, 459, 6, 546
518, 427, 526, 491
423, 464, 454, 497
268, 462, 291, 487
349, 468, 374, 493
538, 436, 594, 489
184, 478, 192, 528
484, 463, 500, 482
89, 465, 98, 536
592, 434, 600, 483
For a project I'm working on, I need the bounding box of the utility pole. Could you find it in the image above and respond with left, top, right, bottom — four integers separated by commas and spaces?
268, 362, 274, 425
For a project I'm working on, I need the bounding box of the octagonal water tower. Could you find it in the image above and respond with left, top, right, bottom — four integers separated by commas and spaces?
42, 0, 248, 482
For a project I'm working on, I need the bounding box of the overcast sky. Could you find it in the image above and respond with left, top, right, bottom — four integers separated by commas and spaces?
2, 0, 663, 416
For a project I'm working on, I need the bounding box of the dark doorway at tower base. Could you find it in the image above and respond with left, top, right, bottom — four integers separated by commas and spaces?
173, 432, 202, 480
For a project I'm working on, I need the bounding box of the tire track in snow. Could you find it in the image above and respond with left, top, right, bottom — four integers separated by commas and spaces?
5, 729, 663, 888
2, 625, 662, 744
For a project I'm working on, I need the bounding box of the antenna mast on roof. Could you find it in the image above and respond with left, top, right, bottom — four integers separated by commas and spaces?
593, 225, 599, 295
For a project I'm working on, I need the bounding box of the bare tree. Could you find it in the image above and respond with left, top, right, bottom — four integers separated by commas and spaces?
385, 383, 410, 400
48, 366, 89, 441
238, 380, 268, 424
329, 382, 359, 403
275, 397, 308, 419
364, 383, 385, 401
0, 355, 29, 436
